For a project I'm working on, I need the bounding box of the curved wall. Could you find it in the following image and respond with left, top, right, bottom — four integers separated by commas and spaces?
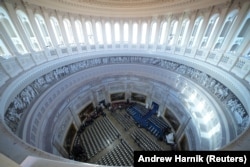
0, 51, 250, 164
0, 0, 250, 165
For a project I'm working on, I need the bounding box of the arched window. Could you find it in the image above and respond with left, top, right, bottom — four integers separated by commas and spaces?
123, 22, 129, 42
132, 22, 138, 44
230, 43, 239, 52
229, 10, 250, 53
105, 22, 112, 44
63, 18, 75, 44
50, 16, 64, 45
85, 21, 94, 45
16, 10, 41, 51
75, 20, 85, 43
0, 37, 11, 58
114, 22, 120, 43
214, 10, 238, 50
188, 16, 203, 47
150, 22, 157, 44
167, 20, 178, 45
200, 14, 219, 48
159, 21, 167, 45
96, 22, 103, 44
177, 18, 190, 46
141, 22, 147, 44
35, 14, 53, 47
0, 7, 27, 54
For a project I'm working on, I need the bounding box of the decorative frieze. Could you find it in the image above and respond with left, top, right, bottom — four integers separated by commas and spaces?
4, 55, 249, 135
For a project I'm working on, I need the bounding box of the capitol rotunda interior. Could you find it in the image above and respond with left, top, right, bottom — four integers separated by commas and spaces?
0, 0, 250, 166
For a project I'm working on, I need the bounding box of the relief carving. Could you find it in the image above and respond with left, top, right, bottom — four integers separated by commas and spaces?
4, 55, 248, 135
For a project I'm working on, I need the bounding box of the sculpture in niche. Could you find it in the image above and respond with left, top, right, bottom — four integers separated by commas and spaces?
4, 55, 248, 135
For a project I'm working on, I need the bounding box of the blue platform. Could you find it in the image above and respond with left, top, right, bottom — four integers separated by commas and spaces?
127, 102, 170, 139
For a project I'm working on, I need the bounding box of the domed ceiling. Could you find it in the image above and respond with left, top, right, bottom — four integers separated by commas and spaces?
23, 0, 230, 17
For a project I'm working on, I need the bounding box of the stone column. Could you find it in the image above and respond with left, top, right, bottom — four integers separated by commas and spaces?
42, 9, 59, 48
25, 7, 46, 48
91, 18, 98, 50
206, 5, 229, 50
193, 7, 211, 48
81, 17, 91, 50
152, 17, 161, 50
101, 19, 108, 49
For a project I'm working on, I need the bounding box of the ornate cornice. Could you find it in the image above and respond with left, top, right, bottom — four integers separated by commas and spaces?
22, 0, 231, 17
